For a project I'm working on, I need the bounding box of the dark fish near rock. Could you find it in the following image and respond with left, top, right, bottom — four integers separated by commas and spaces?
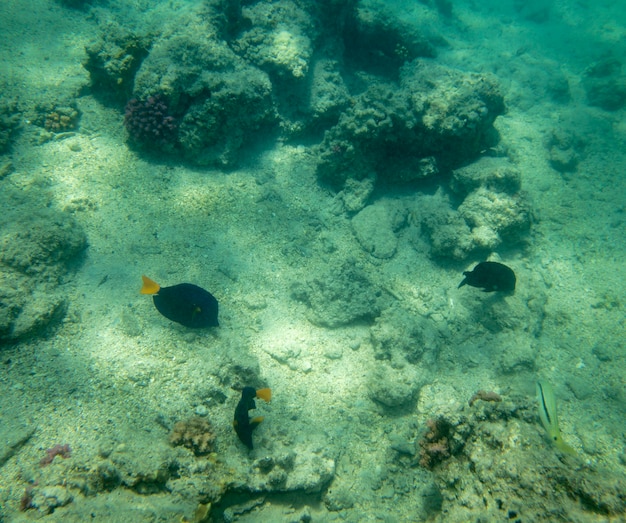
458, 261, 516, 293
140, 275, 219, 327
233, 387, 271, 449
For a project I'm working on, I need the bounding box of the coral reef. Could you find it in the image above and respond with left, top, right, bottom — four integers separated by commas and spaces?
316, 62, 505, 191
33, 103, 80, 134
450, 156, 521, 197
421, 398, 626, 522
83, 21, 152, 102
342, 1, 436, 75
81, 0, 445, 166
169, 417, 216, 456
124, 95, 177, 149
231, 1, 314, 80
131, 21, 277, 166
418, 418, 453, 470
412, 157, 531, 260
457, 187, 530, 251
40, 444, 72, 466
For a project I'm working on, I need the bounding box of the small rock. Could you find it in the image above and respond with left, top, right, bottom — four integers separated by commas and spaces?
352, 203, 398, 259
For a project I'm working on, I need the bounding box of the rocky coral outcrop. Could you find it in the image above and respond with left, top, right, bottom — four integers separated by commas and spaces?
130, 19, 277, 167
316, 61, 504, 190
419, 398, 626, 522
0, 187, 87, 342
351, 201, 405, 259
410, 156, 531, 260
83, 21, 152, 103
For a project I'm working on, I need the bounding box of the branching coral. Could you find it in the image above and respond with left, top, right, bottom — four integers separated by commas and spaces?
124, 95, 177, 148
44, 107, 79, 133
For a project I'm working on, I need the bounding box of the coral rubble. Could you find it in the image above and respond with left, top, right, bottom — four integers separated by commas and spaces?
170, 417, 216, 456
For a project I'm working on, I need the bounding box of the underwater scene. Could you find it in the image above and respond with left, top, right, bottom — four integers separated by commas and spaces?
0, 0, 625, 521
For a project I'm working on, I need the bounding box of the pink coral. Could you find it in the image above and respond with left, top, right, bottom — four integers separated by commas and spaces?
124, 94, 177, 147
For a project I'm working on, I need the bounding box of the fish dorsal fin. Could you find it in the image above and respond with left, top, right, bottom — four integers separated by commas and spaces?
141, 275, 161, 295
256, 388, 272, 402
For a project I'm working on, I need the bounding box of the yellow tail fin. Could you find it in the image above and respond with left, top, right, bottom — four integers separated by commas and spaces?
256, 388, 272, 402
141, 275, 161, 295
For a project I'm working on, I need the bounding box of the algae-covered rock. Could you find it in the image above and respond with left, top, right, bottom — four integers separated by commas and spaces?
0, 192, 87, 342
367, 364, 426, 409
458, 187, 531, 251
451, 157, 522, 197
232, 1, 314, 80
291, 260, 384, 327
0, 212, 87, 276
83, 21, 152, 103
132, 24, 277, 167
316, 61, 504, 189
546, 129, 584, 173
351, 201, 405, 259
370, 307, 437, 364
582, 57, 626, 111
426, 400, 626, 522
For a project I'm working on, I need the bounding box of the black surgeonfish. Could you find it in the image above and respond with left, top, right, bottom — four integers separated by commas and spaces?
233, 387, 271, 449
458, 261, 516, 293
140, 275, 219, 327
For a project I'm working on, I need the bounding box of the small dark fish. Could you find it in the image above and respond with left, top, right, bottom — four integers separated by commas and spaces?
233, 386, 271, 449
458, 261, 516, 293
140, 275, 219, 327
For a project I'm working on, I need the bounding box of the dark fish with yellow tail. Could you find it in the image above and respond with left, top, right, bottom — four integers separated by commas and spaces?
140, 275, 219, 328
233, 387, 271, 449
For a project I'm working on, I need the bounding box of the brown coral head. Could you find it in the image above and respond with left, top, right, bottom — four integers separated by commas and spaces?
468, 390, 502, 407
170, 417, 215, 456
419, 437, 451, 470
418, 417, 453, 470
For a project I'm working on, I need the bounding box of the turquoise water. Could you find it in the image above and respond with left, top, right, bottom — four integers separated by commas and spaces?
0, 0, 624, 521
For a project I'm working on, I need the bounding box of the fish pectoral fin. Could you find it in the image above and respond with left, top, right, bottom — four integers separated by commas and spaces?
141, 275, 160, 295
250, 416, 264, 429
